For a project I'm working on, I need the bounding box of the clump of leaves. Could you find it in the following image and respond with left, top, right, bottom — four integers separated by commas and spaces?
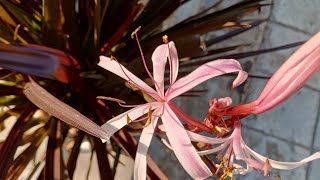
0, 0, 296, 179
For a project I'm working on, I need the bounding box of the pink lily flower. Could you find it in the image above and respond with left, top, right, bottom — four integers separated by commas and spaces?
185, 32, 320, 178
98, 36, 248, 179
231, 32, 320, 115
185, 120, 320, 178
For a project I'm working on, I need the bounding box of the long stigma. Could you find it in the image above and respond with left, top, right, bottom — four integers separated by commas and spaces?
110, 56, 158, 97
96, 96, 126, 104
131, 27, 162, 94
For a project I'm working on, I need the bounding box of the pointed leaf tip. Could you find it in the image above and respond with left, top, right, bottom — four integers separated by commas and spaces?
23, 78, 110, 140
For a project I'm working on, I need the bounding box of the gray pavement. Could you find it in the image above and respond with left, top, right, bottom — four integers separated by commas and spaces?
153, 0, 320, 179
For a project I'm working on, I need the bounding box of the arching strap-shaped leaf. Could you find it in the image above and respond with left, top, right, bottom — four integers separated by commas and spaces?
23, 78, 109, 141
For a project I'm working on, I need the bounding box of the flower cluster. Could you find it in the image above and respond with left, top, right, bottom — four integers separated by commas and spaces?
98, 31, 247, 179
190, 32, 320, 179
23, 30, 320, 179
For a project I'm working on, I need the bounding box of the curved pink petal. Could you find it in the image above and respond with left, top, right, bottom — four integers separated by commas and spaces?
101, 102, 160, 138
167, 59, 247, 100
23, 79, 110, 141
161, 104, 211, 179
152, 42, 179, 97
258, 32, 320, 101
232, 122, 247, 160
246, 145, 320, 170
98, 56, 159, 100
255, 46, 320, 113
168, 42, 179, 84
187, 130, 231, 144
134, 110, 160, 180
152, 44, 169, 97
255, 32, 320, 113
198, 142, 231, 156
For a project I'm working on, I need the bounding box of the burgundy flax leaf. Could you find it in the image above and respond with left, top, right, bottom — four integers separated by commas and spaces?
42, 0, 65, 47
148, 0, 269, 42
23, 78, 110, 141
122, 0, 180, 40
93, 137, 114, 179
93, 0, 101, 48
0, 104, 36, 180
181, 41, 304, 68
118, 1, 266, 73
205, 19, 266, 47
20, 122, 47, 145
177, 0, 223, 25
5, 127, 49, 179
67, 131, 85, 179
0, 85, 23, 96
112, 146, 122, 177
100, 2, 144, 52
181, 44, 251, 61
100, 0, 139, 44
173, 35, 209, 59
0, 44, 80, 83
67, 130, 85, 179
0, 0, 41, 43
0, 69, 12, 77
45, 120, 66, 180
61, 0, 81, 53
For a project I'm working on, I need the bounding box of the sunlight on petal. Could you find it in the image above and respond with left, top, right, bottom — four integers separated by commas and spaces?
162, 104, 211, 179
134, 110, 160, 180
167, 59, 247, 100
101, 102, 160, 138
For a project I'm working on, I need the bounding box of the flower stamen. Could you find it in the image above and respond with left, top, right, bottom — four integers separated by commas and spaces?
127, 114, 132, 124
131, 27, 162, 95
142, 107, 153, 128
162, 35, 169, 44
109, 55, 159, 97
96, 96, 126, 104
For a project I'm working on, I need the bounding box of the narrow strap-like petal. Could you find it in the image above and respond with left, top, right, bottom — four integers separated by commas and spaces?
233, 121, 247, 160
198, 141, 231, 156
98, 56, 159, 100
101, 102, 160, 138
258, 32, 320, 102
255, 46, 320, 113
187, 130, 231, 144
161, 104, 212, 179
23, 79, 110, 141
152, 41, 179, 97
159, 122, 230, 144
168, 42, 179, 84
246, 145, 320, 170
134, 109, 160, 180
152, 44, 168, 97
255, 32, 320, 113
167, 59, 247, 101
